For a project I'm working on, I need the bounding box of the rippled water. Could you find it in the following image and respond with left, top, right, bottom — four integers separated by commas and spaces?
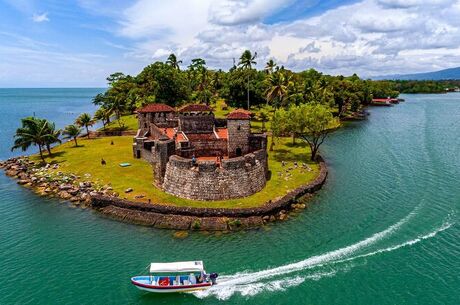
0, 90, 459, 304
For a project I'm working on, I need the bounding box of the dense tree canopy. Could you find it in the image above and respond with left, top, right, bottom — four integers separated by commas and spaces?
94, 50, 402, 121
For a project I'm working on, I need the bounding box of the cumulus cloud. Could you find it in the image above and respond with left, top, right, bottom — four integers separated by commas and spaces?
113, 0, 460, 77
32, 12, 49, 23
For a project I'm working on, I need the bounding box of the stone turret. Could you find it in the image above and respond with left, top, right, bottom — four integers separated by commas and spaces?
178, 104, 214, 133
153, 136, 176, 184
136, 103, 175, 132
227, 109, 251, 157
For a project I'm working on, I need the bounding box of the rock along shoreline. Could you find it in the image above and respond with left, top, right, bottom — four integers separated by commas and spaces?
0, 156, 327, 231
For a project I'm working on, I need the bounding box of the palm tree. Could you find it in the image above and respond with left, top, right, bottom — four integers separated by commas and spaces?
11, 117, 55, 162
265, 71, 291, 108
75, 113, 95, 138
264, 59, 277, 74
93, 107, 112, 129
238, 50, 257, 109
63, 125, 81, 147
166, 53, 182, 70
43, 120, 61, 156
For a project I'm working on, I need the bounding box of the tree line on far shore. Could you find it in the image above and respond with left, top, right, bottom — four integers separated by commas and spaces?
91, 51, 399, 122
11, 113, 96, 161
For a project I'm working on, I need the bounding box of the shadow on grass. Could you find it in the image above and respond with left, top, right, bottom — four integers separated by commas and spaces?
47, 151, 66, 158
284, 141, 309, 148
271, 148, 313, 164
69, 144, 85, 148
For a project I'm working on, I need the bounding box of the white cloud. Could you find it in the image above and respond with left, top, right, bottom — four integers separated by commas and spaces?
7, 0, 460, 86
32, 12, 49, 23
209, 0, 295, 25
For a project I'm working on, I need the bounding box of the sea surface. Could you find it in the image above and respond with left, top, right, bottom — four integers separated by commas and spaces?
0, 89, 459, 304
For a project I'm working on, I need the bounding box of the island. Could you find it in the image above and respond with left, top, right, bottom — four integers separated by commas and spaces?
2, 51, 404, 231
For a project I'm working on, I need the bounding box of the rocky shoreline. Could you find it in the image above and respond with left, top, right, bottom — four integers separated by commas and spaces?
0, 157, 118, 207
0, 156, 327, 231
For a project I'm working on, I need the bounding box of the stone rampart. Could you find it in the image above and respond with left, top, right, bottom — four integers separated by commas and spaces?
162, 150, 268, 201
89, 156, 328, 230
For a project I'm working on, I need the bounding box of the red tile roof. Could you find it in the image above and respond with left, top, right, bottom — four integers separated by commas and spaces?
137, 103, 175, 113
215, 128, 228, 139
227, 108, 252, 119
179, 104, 213, 112
176, 132, 187, 142
164, 128, 176, 139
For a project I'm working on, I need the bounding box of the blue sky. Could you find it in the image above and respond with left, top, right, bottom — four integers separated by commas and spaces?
1, 0, 460, 87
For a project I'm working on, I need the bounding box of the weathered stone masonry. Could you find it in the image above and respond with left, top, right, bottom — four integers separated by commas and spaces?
162, 149, 268, 201
132, 104, 268, 201
89, 156, 328, 231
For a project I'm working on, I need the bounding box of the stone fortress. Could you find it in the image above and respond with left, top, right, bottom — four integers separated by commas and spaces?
132, 103, 268, 201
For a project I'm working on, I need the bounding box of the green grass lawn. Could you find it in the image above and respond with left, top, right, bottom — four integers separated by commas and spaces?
211, 99, 235, 118
102, 115, 138, 131
33, 136, 320, 208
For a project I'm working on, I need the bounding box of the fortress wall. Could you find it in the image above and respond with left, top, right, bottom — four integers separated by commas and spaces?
162, 150, 268, 201
179, 114, 215, 133
149, 123, 166, 139
190, 138, 228, 157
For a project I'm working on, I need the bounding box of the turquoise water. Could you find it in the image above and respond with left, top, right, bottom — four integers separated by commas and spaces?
0, 90, 459, 304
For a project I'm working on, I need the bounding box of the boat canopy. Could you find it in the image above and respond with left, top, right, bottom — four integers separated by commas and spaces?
149, 261, 205, 273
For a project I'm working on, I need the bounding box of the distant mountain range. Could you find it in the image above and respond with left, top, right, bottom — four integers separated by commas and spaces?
373, 67, 460, 81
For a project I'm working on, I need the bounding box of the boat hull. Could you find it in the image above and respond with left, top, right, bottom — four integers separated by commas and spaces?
131, 277, 212, 293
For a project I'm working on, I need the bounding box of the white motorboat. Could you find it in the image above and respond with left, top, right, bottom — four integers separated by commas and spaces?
131, 261, 218, 293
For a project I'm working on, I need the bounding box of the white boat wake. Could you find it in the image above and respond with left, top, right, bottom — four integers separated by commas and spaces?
193, 210, 453, 301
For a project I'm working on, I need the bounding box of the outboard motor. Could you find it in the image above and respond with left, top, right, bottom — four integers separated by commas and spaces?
209, 273, 219, 285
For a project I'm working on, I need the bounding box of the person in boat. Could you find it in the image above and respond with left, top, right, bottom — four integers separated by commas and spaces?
159, 276, 170, 286
189, 273, 196, 285
197, 273, 204, 283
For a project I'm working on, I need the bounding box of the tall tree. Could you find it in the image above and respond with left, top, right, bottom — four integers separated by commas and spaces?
166, 53, 182, 70
289, 103, 336, 161
75, 113, 95, 138
238, 50, 257, 109
43, 120, 61, 156
93, 107, 112, 129
264, 59, 277, 74
270, 108, 287, 151
106, 72, 126, 86
92, 93, 106, 107
264, 71, 291, 108
11, 117, 55, 162
188, 58, 206, 71
63, 125, 82, 147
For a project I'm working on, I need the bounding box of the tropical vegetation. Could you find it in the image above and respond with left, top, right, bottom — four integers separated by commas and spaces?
90, 50, 400, 126
75, 113, 94, 138
62, 124, 82, 147
12, 117, 60, 161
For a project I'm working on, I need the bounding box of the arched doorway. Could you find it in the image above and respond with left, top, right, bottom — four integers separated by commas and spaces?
236, 147, 242, 157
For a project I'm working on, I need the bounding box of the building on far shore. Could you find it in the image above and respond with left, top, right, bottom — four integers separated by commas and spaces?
133, 103, 268, 201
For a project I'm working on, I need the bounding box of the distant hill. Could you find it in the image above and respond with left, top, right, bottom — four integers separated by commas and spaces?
374, 67, 460, 81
